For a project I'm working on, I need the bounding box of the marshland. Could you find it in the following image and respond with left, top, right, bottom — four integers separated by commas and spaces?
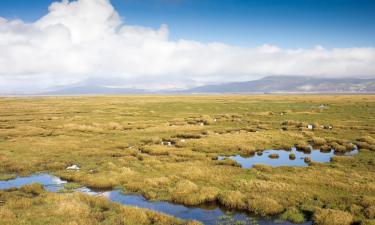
0, 95, 375, 225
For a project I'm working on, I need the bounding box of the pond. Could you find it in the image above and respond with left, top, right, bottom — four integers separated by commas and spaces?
218, 147, 358, 168
0, 174, 312, 225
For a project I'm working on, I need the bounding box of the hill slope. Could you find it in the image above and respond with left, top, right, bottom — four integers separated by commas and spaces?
185, 76, 375, 93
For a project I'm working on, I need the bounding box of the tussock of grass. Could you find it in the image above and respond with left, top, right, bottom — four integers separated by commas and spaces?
312, 137, 327, 146
313, 209, 353, 225
296, 141, 310, 151
320, 145, 331, 152
253, 164, 273, 172
365, 206, 375, 219
0, 174, 16, 181
269, 153, 280, 159
0, 185, 197, 225
247, 196, 284, 216
63, 182, 83, 190
217, 191, 246, 209
141, 145, 171, 156
330, 142, 347, 152
330, 156, 355, 163
280, 207, 305, 223
215, 158, 241, 167
304, 157, 312, 163
172, 180, 219, 205
358, 136, 375, 145
174, 133, 201, 139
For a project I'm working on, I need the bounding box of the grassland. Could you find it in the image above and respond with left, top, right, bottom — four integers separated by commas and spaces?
0, 95, 375, 225
0, 184, 194, 225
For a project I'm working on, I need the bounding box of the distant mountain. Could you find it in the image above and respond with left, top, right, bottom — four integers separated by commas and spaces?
184, 76, 375, 93
39, 76, 375, 95
43, 85, 148, 95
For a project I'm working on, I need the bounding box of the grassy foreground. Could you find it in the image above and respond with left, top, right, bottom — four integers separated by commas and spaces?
0, 95, 375, 225
0, 184, 196, 225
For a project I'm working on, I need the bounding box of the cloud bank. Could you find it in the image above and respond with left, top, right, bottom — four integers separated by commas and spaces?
0, 0, 374, 93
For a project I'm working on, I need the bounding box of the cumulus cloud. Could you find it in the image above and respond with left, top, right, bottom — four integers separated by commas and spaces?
0, 0, 374, 93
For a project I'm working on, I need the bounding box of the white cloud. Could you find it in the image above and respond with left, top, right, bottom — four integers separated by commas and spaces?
0, 0, 374, 93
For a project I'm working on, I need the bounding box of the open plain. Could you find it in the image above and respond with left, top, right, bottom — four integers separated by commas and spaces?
0, 95, 375, 225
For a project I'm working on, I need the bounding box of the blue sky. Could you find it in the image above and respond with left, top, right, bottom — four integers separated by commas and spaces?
0, 0, 374, 93
0, 0, 374, 48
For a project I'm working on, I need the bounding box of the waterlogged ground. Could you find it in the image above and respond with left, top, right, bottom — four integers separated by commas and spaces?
0, 174, 311, 225
218, 147, 359, 168
0, 95, 375, 225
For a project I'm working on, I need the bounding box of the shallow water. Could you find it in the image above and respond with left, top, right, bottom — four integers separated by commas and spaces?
218, 147, 358, 168
0, 174, 312, 225
0, 174, 67, 192
105, 191, 311, 225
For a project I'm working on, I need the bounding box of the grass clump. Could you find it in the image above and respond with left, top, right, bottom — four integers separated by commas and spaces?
365, 206, 375, 219
280, 207, 305, 223
330, 142, 348, 153
358, 136, 375, 145
320, 145, 331, 152
313, 209, 353, 225
246, 196, 284, 216
312, 137, 327, 146
304, 157, 312, 163
171, 180, 199, 205
269, 153, 279, 159
296, 141, 310, 151
289, 153, 296, 160
253, 164, 273, 172
63, 182, 83, 190
0, 185, 196, 225
141, 145, 171, 156
217, 191, 246, 209
175, 133, 201, 139
331, 156, 355, 163
216, 158, 241, 167
0, 174, 16, 181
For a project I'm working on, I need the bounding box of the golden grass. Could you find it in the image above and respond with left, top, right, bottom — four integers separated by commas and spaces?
0, 184, 198, 225
0, 95, 374, 224
313, 209, 353, 225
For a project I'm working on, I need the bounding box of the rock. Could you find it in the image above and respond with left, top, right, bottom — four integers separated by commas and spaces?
319, 104, 328, 109
162, 141, 172, 146
66, 164, 80, 170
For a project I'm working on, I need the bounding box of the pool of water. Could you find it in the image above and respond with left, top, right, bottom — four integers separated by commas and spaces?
218, 147, 358, 168
0, 174, 312, 225
0, 174, 67, 192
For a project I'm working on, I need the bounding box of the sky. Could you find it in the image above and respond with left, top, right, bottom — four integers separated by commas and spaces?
0, 0, 374, 93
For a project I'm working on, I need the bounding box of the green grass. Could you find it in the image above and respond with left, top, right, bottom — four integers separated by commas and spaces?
0, 95, 374, 225
280, 208, 305, 223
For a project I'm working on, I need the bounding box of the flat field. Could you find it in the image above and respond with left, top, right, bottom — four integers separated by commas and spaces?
0, 95, 375, 225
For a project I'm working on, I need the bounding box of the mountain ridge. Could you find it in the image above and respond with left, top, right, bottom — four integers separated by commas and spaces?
183, 76, 375, 93
36, 76, 375, 95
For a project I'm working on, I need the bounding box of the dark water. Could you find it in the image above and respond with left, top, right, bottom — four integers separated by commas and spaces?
218, 147, 358, 168
0, 174, 312, 225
